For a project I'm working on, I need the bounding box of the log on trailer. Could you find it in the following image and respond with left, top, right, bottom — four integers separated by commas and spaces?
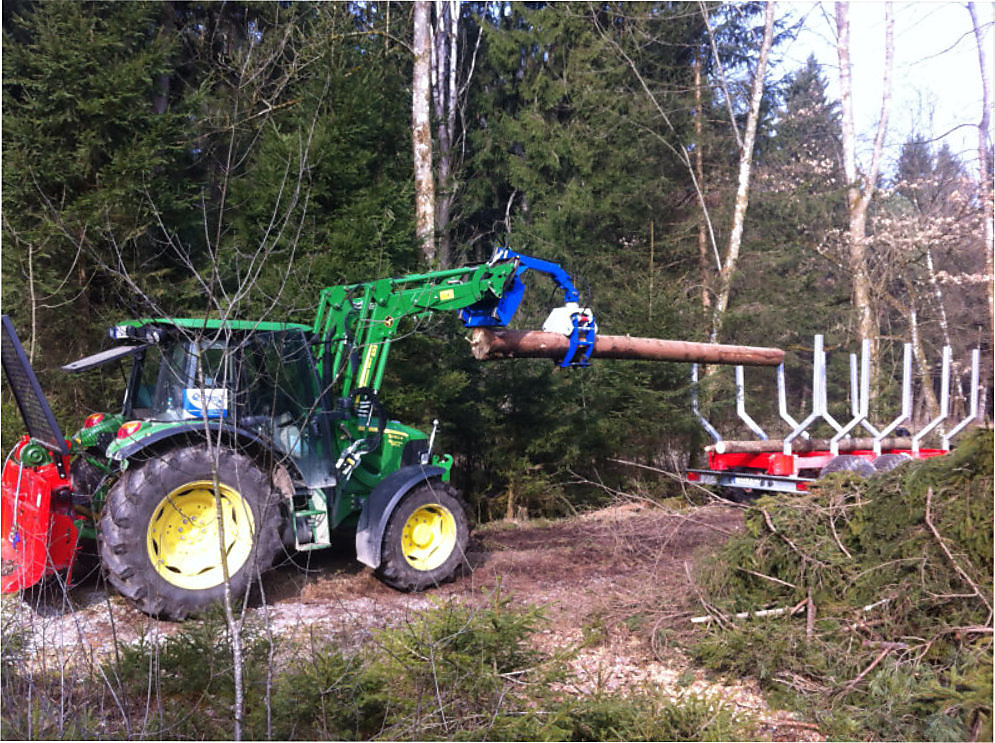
707, 437, 914, 454
469, 328, 785, 367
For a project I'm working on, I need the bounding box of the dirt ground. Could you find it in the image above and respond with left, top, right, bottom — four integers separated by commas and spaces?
3, 501, 822, 741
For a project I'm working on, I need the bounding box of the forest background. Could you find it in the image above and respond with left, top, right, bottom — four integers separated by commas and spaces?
2, 0, 992, 519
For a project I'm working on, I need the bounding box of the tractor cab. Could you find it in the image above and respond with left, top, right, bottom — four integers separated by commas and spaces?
66, 319, 337, 489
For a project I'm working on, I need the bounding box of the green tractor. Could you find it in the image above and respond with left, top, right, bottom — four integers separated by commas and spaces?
1, 249, 596, 619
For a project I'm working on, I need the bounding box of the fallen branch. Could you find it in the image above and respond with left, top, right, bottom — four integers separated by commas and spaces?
827, 512, 852, 559
568, 466, 736, 536
860, 640, 909, 650
861, 597, 893, 613
691, 597, 809, 625
837, 646, 891, 697
736, 567, 797, 589
806, 588, 816, 639
609, 457, 747, 508
924, 487, 993, 616
758, 719, 822, 732
686, 561, 735, 629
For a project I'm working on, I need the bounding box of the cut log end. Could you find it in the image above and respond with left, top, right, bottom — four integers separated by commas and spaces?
469, 328, 784, 367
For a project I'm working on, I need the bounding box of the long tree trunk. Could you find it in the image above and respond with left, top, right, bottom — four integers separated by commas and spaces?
968, 2, 994, 334
909, 304, 940, 420
709, 0, 776, 342
432, 0, 459, 268
694, 50, 711, 311
469, 328, 785, 366
413, 1, 435, 264
836, 1, 894, 368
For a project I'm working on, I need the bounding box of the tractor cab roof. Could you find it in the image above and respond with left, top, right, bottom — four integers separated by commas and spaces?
113, 318, 312, 334
63, 318, 313, 374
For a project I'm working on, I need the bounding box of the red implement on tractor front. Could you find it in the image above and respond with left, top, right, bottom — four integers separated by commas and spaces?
1, 437, 77, 592
1, 315, 80, 593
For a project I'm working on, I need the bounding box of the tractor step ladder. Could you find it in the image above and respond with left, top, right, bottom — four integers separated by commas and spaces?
293, 487, 332, 551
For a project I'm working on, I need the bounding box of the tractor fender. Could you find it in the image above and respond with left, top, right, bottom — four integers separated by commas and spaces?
110, 421, 272, 461
355, 465, 446, 569
108, 422, 305, 487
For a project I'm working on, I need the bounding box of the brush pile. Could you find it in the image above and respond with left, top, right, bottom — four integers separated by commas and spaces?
693, 429, 993, 741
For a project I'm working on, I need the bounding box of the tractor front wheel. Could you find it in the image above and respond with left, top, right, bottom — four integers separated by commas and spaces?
376, 483, 469, 591
99, 445, 282, 620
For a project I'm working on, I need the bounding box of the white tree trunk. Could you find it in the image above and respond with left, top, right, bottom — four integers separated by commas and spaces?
694, 51, 711, 311
968, 2, 994, 333
413, 1, 436, 264
836, 1, 893, 364
710, 1, 776, 342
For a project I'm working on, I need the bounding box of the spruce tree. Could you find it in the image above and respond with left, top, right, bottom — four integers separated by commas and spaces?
2, 1, 196, 415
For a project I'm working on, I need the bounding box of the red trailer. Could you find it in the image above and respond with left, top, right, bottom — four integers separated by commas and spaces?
686, 337, 982, 498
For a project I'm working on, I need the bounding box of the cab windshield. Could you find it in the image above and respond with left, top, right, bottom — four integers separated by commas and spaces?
134, 328, 332, 484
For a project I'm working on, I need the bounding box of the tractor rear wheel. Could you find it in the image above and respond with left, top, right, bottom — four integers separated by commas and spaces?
375, 483, 469, 591
99, 445, 282, 620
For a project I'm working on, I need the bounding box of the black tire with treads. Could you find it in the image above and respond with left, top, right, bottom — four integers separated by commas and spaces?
98, 445, 282, 620
818, 454, 875, 479
375, 482, 469, 592
872, 452, 912, 473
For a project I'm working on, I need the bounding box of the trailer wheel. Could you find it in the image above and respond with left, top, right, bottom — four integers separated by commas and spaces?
819, 454, 875, 479
99, 445, 282, 620
375, 483, 469, 591
872, 452, 912, 473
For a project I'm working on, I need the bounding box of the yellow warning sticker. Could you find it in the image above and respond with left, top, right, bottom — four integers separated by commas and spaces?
359, 344, 378, 386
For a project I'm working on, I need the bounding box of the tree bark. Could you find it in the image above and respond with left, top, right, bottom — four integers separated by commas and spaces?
710, 1, 776, 342
469, 328, 784, 366
968, 2, 994, 334
836, 1, 894, 365
412, 1, 436, 264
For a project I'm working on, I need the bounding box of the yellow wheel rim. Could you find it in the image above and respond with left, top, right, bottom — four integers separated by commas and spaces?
400, 504, 457, 572
146, 480, 255, 590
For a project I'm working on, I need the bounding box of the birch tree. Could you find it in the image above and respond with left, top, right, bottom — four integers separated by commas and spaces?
835, 1, 894, 363
709, 0, 776, 342
967, 2, 994, 333
413, 1, 436, 263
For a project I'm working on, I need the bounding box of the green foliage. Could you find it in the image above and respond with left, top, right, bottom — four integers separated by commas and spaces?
108, 609, 275, 739
30, 592, 752, 741
2, 0, 199, 422
554, 691, 745, 742
368, 592, 551, 739
2, 597, 114, 740
692, 429, 994, 741
251, 639, 375, 740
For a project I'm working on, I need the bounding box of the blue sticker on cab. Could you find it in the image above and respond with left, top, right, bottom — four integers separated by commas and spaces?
183, 388, 229, 418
